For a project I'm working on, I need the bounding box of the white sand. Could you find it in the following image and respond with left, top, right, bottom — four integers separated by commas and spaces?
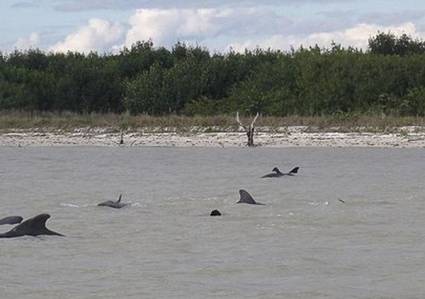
1, 126, 425, 147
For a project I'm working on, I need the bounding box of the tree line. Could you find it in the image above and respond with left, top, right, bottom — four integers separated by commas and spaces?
1, 32, 425, 117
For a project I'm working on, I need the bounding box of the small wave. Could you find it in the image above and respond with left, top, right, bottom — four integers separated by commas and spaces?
60, 203, 80, 208
308, 201, 329, 206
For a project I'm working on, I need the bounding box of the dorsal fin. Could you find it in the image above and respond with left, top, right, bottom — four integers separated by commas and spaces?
238, 189, 257, 204
20, 214, 50, 231
117, 194, 122, 203
0, 216, 23, 225
289, 167, 299, 174
273, 167, 283, 174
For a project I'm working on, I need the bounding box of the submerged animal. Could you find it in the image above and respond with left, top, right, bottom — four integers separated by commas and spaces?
98, 194, 128, 209
261, 166, 299, 178
210, 209, 222, 216
237, 189, 265, 205
0, 216, 23, 225
0, 214, 63, 238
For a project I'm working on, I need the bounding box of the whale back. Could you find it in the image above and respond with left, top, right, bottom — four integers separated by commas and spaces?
210, 209, 221, 216
98, 195, 127, 209
262, 167, 284, 178
11, 214, 50, 236
0, 216, 23, 225
98, 200, 115, 207
262, 166, 299, 178
0, 214, 63, 238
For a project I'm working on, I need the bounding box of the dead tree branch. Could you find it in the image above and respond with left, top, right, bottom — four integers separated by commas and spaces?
236, 112, 259, 147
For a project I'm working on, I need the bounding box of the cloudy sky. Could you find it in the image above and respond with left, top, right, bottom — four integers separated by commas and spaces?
1, 0, 425, 53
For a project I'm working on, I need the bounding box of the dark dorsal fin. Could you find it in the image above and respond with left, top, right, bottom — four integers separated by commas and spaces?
18, 214, 51, 231
288, 167, 299, 174
0, 216, 23, 225
238, 189, 259, 204
273, 167, 282, 174
117, 194, 122, 203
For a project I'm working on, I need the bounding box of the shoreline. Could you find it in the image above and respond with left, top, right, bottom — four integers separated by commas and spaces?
1, 126, 425, 147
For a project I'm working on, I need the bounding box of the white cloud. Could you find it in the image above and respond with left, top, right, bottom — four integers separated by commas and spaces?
227, 22, 423, 52
122, 8, 424, 53
14, 32, 40, 49
123, 7, 291, 49
124, 8, 227, 47
50, 18, 124, 53
43, 7, 425, 54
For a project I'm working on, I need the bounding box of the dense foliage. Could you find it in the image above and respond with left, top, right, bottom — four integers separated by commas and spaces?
2, 33, 425, 116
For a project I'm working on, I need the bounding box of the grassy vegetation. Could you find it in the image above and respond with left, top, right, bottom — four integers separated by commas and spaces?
1, 111, 425, 133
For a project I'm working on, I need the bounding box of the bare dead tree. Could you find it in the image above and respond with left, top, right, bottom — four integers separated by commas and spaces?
236, 111, 259, 147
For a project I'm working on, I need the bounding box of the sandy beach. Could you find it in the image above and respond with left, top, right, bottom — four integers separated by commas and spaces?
1, 126, 425, 147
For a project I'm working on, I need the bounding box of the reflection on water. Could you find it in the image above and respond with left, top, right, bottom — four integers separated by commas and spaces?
0, 146, 425, 298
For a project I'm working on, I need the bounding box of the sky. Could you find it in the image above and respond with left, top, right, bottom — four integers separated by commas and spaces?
2, 0, 425, 53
